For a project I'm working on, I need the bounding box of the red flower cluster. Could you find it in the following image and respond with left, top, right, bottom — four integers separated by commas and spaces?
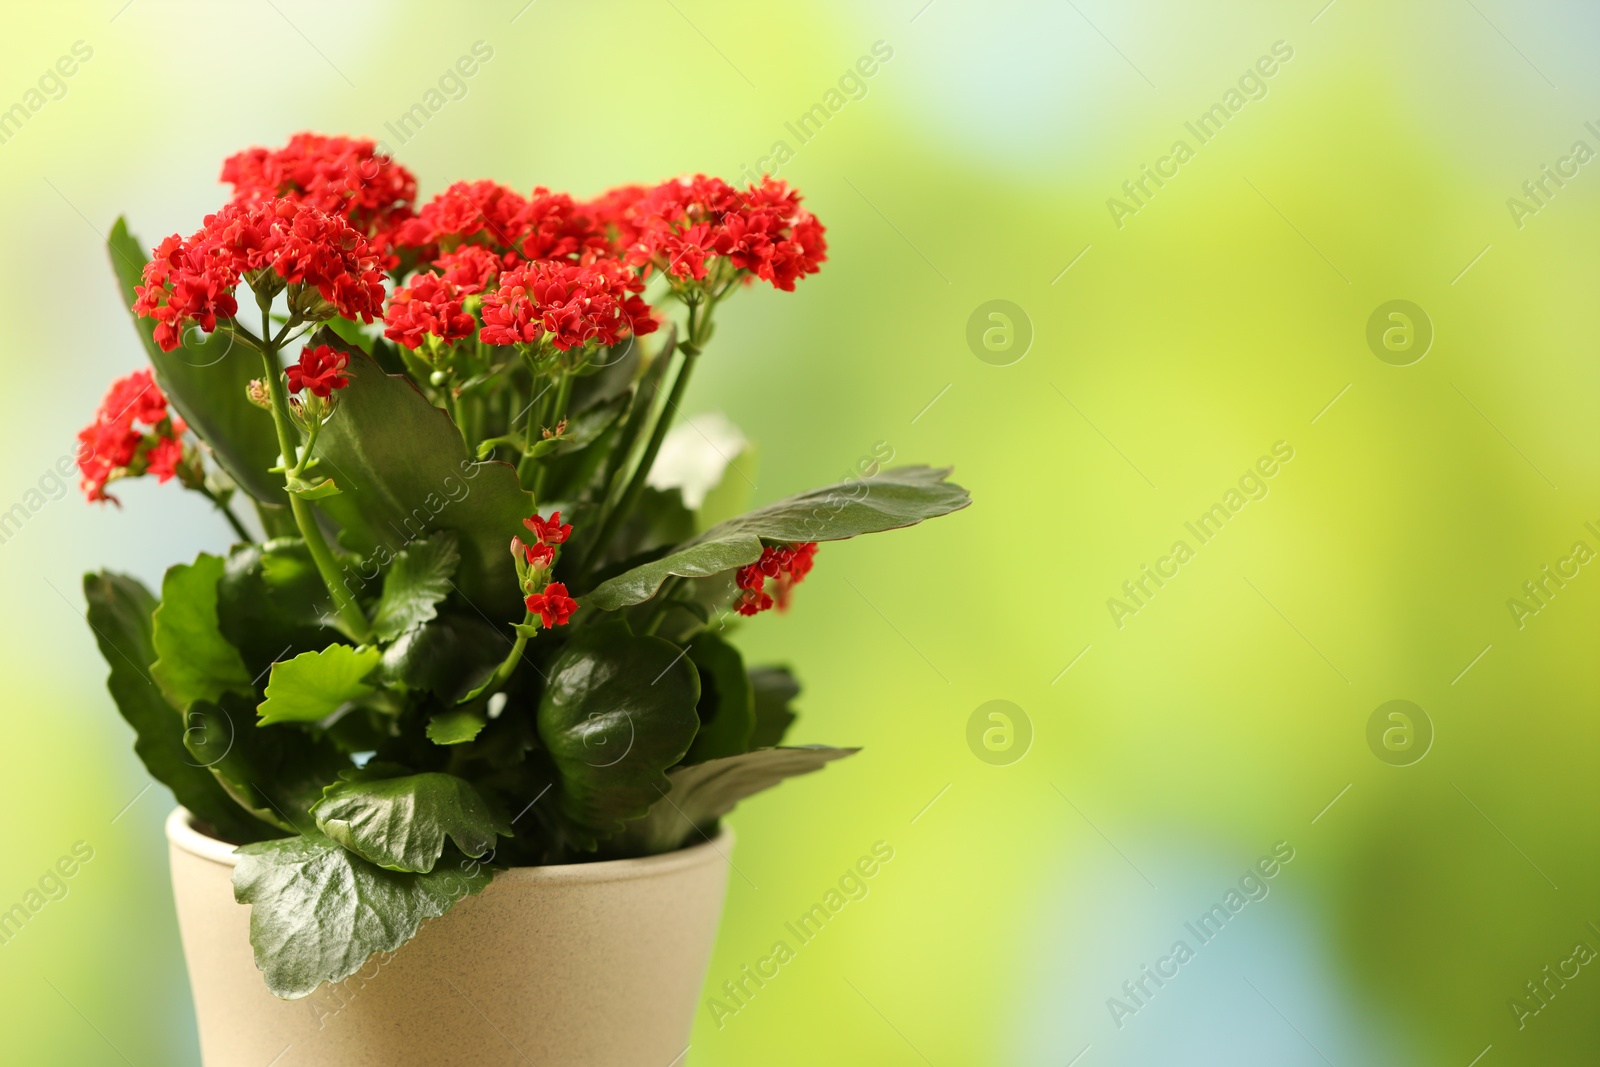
480, 259, 656, 350
220, 133, 417, 239
735, 542, 818, 615
134, 199, 387, 352
76, 369, 186, 503
286, 344, 351, 398
433, 245, 512, 293
516, 510, 572, 571
526, 582, 578, 628
391, 180, 540, 256
624, 175, 827, 291
383, 273, 477, 350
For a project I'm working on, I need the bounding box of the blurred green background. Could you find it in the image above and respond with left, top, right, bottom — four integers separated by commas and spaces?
2, 0, 1597, 1063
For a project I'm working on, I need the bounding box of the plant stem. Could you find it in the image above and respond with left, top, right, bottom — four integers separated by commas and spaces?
585, 310, 706, 572
254, 303, 372, 643
641, 576, 684, 636
197, 483, 252, 542
483, 610, 536, 695
530, 370, 576, 500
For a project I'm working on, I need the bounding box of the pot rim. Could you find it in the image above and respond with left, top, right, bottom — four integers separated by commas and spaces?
165, 805, 733, 884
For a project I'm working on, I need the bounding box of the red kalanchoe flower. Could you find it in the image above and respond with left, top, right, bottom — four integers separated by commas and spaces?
75, 368, 188, 503
585, 183, 652, 255
392, 180, 530, 253
524, 541, 556, 570
433, 245, 513, 293
287, 344, 351, 398
383, 273, 477, 350
735, 589, 774, 616
220, 133, 417, 239
480, 259, 656, 350
511, 535, 556, 572
517, 187, 611, 262
525, 582, 578, 628
523, 510, 572, 546
144, 435, 185, 482
625, 174, 826, 291
133, 199, 387, 352
734, 542, 818, 614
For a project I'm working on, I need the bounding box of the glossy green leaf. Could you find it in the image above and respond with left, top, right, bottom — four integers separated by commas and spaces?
370, 532, 459, 642
306, 330, 534, 621
614, 746, 856, 855
747, 666, 801, 750
150, 553, 254, 711
537, 621, 700, 845
83, 571, 267, 843
107, 217, 284, 504
184, 691, 348, 833
234, 831, 493, 999
585, 466, 971, 611
217, 539, 340, 682
257, 646, 381, 726
312, 771, 509, 873
378, 612, 502, 705
286, 477, 342, 500
426, 707, 488, 745
541, 393, 629, 457
684, 632, 754, 763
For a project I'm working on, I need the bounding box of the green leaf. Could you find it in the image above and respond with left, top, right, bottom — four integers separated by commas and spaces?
613, 746, 857, 855
234, 831, 494, 999
150, 553, 254, 711
108, 218, 284, 504
312, 771, 509, 873
537, 621, 700, 845
747, 666, 801, 750
184, 691, 349, 833
541, 393, 629, 457
585, 466, 971, 611
378, 612, 502, 705
217, 539, 340, 682
306, 330, 535, 621
684, 632, 754, 763
426, 708, 488, 745
286, 477, 342, 500
370, 532, 459, 642
257, 646, 381, 726
83, 571, 268, 844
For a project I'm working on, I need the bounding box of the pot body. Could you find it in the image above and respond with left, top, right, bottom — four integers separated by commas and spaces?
166, 807, 730, 1067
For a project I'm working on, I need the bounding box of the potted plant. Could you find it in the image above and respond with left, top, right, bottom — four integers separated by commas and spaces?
78, 133, 969, 1066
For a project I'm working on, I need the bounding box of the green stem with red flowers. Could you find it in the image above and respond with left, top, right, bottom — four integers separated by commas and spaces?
253, 300, 373, 643
581, 296, 712, 575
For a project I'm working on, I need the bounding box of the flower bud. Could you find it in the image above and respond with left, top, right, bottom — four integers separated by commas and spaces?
246, 379, 272, 410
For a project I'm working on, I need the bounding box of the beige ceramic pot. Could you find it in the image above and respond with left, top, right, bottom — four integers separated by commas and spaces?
166, 807, 731, 1067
